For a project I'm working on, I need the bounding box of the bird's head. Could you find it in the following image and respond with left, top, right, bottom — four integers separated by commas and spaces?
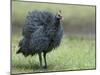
56, 10, 63, 21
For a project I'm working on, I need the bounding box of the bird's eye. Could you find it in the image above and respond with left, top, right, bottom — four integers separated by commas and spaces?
56, 14, 62, 20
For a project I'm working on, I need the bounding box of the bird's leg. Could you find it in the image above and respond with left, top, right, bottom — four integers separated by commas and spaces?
38, 53, 43, 68
43, 52, 47, 69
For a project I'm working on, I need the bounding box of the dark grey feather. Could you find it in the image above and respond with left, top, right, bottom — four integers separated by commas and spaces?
17, 10, 63, 57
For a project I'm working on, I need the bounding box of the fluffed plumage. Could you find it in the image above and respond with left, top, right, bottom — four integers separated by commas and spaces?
17, 10, 63, 68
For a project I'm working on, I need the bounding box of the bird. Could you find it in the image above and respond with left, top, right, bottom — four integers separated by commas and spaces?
16, 10, 63, 69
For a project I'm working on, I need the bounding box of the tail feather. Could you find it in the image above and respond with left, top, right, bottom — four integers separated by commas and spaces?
16, 48, 21, 54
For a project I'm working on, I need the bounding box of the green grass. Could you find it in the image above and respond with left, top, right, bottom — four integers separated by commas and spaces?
12, 35, 96, 74
12, 1, 96, 74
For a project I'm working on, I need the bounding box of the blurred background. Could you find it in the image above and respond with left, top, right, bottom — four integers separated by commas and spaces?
12, 1, 96, 38
12, 1, 96, 74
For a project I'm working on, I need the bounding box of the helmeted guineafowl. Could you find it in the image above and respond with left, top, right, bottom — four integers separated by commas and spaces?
17, 10, 63, 69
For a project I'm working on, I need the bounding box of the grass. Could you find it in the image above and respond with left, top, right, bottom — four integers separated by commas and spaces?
12, 35, 96, 74
12, 1, 96, 74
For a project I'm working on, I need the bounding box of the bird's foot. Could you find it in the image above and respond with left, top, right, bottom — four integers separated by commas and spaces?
43, 65, 47, 69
